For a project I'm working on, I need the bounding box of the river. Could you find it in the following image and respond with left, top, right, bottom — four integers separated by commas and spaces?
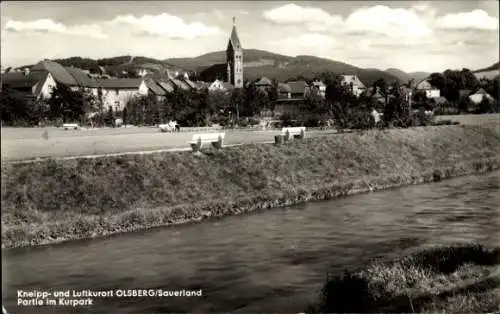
2, 171, 499, 313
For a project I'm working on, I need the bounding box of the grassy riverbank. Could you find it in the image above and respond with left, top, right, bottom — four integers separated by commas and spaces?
308, 244, 500, 313
2, 124, 500, 248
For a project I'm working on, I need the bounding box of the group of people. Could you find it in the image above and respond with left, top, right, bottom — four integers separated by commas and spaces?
159, 120, 180, 132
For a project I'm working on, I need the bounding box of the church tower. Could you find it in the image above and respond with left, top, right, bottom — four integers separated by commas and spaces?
226, 17, 243, 88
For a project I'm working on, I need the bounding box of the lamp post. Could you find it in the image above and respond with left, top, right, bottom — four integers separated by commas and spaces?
409, 90, 412, 116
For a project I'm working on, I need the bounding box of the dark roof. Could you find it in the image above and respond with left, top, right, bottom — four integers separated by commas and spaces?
170, 78, 190, 90
31, 60, 79, 86
145, 79, 166, 96
286, 81, 307, 94
473, 88, 488, 95
228, 25, 242, 49
183, 78, 197, 89
97, 78, 144, 89
157, 81, 175, 93
65, 67, 94, 87
1, 71, 48, 89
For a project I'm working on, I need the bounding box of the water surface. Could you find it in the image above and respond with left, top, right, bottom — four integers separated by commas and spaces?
3, 171, 499, 313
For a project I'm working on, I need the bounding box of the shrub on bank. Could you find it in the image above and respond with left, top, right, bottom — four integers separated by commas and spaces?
308, 244, 500, 314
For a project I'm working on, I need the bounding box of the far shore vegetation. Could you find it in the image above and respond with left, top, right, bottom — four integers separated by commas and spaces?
2, 68, 499, 130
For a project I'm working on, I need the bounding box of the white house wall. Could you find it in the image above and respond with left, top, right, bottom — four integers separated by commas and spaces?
32, 73, 57, 100
94, 81, 148, 112
469, 93, 494, 104
426, 89, 440, 98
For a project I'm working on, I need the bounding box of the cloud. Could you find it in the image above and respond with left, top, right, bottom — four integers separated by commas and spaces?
345, 5, 433, 38
263, 4, 432, 38
435, 9, 498, 31
263, 3, 342, 30
4, 18, 107, 39
109, 13, 220, 39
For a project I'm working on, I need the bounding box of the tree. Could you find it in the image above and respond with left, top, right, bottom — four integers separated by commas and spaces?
484, 76, 499, 101
104, 106, 115, 126
268, 79, 280, 102
0, 88, 38, 126
47, 84, 96, 123
122, 107, 128, 125
373, 78, 390, 107
428, 73, 445, 91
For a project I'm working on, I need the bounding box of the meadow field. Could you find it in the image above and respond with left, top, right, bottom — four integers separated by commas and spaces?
0, 127, 339, 161
1, 114, 498, 162
435, 113, 499, 126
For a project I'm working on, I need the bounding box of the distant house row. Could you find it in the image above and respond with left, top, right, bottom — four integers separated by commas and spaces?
400, 78, 495, 106
253, 74, 367, 99
1, 60, 370, 112
1, 61, 241, 112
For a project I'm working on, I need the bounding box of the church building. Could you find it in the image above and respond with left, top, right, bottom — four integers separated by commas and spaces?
226, 17, 243, 88
198, 17, 244, 87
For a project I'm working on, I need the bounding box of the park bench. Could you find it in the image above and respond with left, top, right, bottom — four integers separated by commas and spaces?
188, 133, 225, 151
281, 127, 306, 140
62, 123, 79, 130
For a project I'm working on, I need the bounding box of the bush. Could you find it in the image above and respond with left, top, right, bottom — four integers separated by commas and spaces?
309, 244, 500, 314
247, 117, 260, 126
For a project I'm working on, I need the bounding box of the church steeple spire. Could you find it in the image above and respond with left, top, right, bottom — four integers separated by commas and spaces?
226, 16, 243, 88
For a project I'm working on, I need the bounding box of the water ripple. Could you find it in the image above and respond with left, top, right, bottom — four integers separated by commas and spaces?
3, 171, 499, 314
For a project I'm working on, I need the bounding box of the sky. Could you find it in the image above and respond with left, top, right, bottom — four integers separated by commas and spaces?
1, 1, 499, 73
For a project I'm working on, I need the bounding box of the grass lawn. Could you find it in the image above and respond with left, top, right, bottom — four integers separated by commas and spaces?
2, 125, 500, 248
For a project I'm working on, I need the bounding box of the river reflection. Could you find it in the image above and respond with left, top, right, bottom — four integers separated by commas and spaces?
3, 171, 499, 313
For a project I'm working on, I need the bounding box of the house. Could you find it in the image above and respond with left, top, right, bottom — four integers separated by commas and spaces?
468, 88, 494, 104
272, 98, 304, 116
416, 79, 440, 98
340, 75, 366, 97
64, 66, 96, 90
195, 81, 210, 91
208, 79, 225, 92
144, 79, 167, 101
1, 69, 56, 100
286, 80, 308, 98
277, 83, 291, 99
208, 79, 234, 92
30, 60, 83, 91
306, 80, 326, 98
94, 78, 148, 112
